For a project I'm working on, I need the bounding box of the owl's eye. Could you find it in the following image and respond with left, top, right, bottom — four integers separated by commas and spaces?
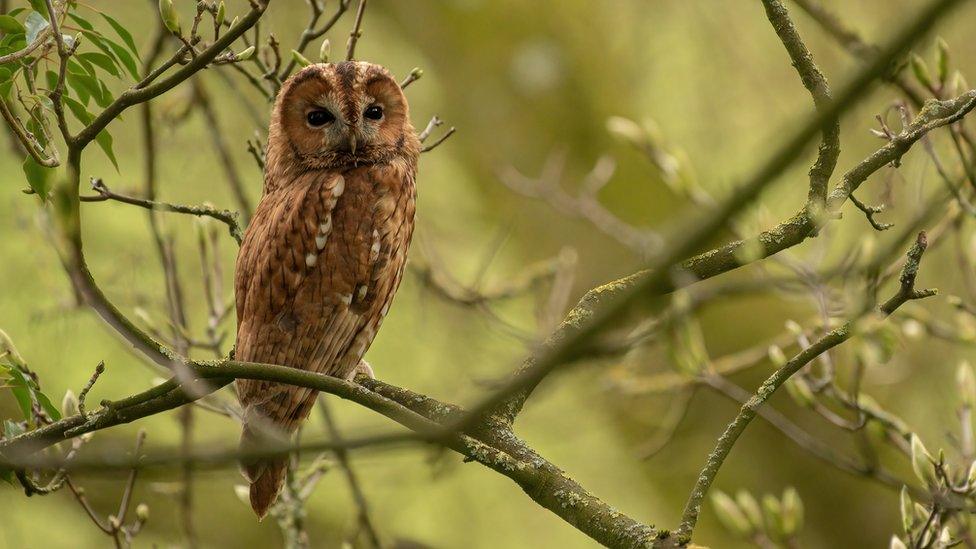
306, 109, 335, 127
364, 105, 383, 120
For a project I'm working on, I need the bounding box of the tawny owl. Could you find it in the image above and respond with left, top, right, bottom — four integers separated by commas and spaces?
234, 61, 420, 517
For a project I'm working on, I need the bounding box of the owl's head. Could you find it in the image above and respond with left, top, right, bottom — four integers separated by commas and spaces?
268, 61, 419, 173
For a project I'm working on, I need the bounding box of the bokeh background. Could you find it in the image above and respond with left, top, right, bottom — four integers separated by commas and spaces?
3, 0, 976, 547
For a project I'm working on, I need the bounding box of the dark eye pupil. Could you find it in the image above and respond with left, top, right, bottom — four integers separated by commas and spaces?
306, 110, 334, 126
364, 105, 383, 120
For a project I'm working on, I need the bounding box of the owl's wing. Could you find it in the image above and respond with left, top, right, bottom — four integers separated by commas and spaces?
234, 166, 414, 430
234, 173, 350, 411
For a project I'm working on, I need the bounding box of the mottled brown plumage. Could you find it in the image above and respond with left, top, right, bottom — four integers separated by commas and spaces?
235, 61, 420, 517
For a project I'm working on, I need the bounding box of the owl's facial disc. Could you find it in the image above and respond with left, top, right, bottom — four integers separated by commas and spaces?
276, 62, 415, 170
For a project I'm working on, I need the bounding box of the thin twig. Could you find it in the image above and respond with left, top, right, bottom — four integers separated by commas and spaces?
318, 397, 382, 549
420, 126, 455, 152
77, 361, 105, 419
344, 0, 367, 61
82, 178, 243, 244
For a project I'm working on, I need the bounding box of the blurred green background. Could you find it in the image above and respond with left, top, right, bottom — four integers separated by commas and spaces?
3, 0, 976, 547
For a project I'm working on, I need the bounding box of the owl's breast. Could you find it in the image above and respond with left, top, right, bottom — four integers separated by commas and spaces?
291, 162, 416, 320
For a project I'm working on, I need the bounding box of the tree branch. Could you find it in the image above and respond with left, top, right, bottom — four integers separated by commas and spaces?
674, 232, 936, 541
82, 178, 243, 244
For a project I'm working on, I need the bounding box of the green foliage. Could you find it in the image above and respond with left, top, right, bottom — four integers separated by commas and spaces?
21, 155, 53, 197
0, 15, 26, 35
0, 342, 61, 426
0, 3, 138, 168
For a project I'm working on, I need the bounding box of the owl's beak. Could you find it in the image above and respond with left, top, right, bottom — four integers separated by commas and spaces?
347, 132, 357, 155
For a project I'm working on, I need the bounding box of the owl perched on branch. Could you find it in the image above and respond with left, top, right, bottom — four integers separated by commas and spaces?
234, 61, 420, 517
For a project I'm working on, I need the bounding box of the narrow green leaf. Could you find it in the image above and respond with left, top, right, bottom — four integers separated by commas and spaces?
0, 15, 26, 35
96, 129, 118, 170
25, 115, 48, 149
102, 38, 139, 80
44, 69, 58, 91
78, 51, 120, 77
73, 28, 131, 79
65, 71, 91, 105
0, 67, 12, 99
99, 13, 140, 61
62, 96, 116, 167
21, 156, 54, 199
9, 385, 32, 421
72, 54, 97, 78
62, 94, 92, 124
35, 390, 61, 421
0, 32, 25, 48
66, 12, 95, 32
28, 0, 47, 16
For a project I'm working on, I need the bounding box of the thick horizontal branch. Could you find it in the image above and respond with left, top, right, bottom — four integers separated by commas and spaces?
0, 360, 664, 548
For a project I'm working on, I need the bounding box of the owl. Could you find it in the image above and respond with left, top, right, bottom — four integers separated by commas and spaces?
234, 61, 421, 517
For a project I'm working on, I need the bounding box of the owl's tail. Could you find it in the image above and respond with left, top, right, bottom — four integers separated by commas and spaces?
239, 418, 288, 519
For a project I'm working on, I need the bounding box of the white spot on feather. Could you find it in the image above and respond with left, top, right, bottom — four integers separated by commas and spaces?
315, 234, 328, 250
332, 175, 345, 197
305, 253, 317, 267
337, 293, 352, 305
319, 216, 332, 234
370, 230, 381, 260
357, 285, 368, 300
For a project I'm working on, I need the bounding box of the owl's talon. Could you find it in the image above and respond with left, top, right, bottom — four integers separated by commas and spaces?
347, 360, 375, 382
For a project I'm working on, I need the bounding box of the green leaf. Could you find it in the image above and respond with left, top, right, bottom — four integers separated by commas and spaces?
0, 31, 26, 49
5, 368, 33, 421
66, 12, 95, 32
62, 96, 116, 168
0, 67, 12, 99
0, 15, 26, 35
10, 386, 32, 419
44, 69, 57, 91
95, 127, 118, 170
28, 0, 48, 16
65, 72, 90, 105
99, 12, 140, 61
74, 28, 130, 78
21, 156, 54, 199
69, 16, 140, 80
0, 468, 13, 485
98, 79, 115, 106
102, 38, 139, 81
35, 390, 61, 421
78, 51, 119, 77
25, 115, 48, 149
65, 61, 108, 106
62, 94, 92, 124
24, 11, 48, 45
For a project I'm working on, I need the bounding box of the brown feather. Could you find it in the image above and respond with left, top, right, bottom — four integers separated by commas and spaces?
235, 61, 420, 516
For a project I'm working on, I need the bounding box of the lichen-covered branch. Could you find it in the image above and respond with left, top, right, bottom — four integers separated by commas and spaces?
673, 232, 936, 541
